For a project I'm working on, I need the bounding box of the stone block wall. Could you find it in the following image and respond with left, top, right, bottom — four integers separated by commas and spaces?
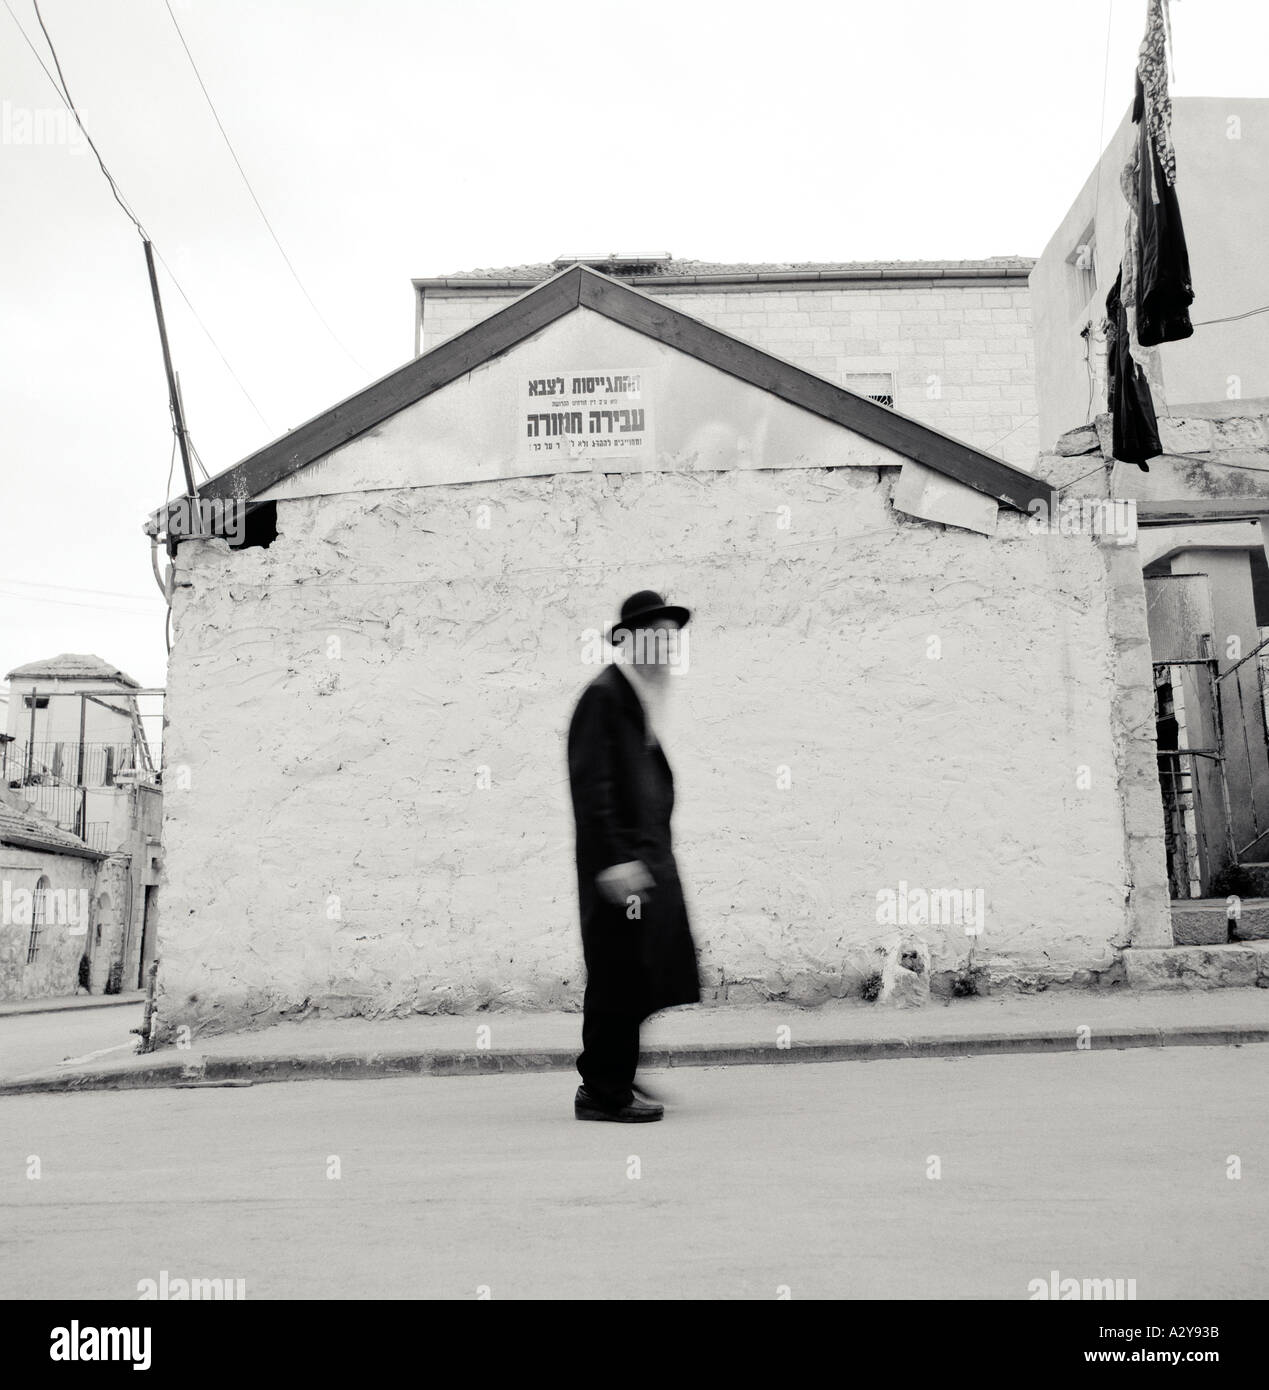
0, 848, 97, 1000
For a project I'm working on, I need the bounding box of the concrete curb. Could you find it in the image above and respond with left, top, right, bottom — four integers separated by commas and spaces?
4, 1022, 1269, 1096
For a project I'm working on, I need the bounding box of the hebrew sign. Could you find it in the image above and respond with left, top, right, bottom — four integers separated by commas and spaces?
519, 368, 653, 466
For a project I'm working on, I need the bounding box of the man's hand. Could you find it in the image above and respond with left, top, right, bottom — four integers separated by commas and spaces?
596, 860, 655, 906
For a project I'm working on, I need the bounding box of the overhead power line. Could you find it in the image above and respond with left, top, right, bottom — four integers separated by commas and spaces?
30, 0, 146, 235
0, 577, 165, 601
163, 0, 369, 375
0, 587, 161, 615
6, 0, 275, 433
1193, 304, 1269, 328
151, 245, 273, 434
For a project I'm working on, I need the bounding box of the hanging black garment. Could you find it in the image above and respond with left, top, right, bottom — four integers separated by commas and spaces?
1106, 269, 1160, 469
1133, 75, 1194, 347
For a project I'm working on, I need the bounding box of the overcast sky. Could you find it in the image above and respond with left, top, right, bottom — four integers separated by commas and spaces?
2, 0, 1266, 694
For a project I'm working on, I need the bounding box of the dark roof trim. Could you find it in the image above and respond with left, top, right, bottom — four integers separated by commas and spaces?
414, 265, 1034, 292
155, 264, 1051, 530
0, 832, 106, 861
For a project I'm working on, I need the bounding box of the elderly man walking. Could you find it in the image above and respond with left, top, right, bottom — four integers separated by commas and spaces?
566, 590, 701, 1122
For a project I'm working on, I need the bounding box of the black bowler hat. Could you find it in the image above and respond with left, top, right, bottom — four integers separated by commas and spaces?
606, 589, 691, 643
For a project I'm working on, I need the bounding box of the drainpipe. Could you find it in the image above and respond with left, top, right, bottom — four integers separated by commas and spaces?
76, 693, 87, 838
26, 685, 37, 781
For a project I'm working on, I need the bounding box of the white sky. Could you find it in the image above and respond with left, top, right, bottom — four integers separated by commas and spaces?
1, 0, 1265, 693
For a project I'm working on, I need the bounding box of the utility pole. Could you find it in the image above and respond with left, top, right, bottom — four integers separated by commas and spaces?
76, 692, 87, 839
143, 239, 202, 535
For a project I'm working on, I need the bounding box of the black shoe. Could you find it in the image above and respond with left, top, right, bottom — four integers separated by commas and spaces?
575, 1085, 663, 1122
631, 1079, 664, 1104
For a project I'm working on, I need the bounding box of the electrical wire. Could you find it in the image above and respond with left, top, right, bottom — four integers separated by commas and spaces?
187, 438, 212, 484
149, 245, 275, 433
1057, 460, 1112, 495
1090, 0, 1114, 250
1078, 0, 1115, 430
7, 0, 275, 433
1192, 304, 1269, 328
0, 587, 160, 614
1175, 456, 1269, 475
3, 0, 60, 89
165, 434, 178, 503
0, 577, 164, 600
984, 414, 1038, 453
30, 0, 146, 234
162, 0, 369, 376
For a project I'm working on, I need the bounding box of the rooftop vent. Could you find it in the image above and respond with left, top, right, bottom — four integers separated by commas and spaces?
552, 252, 672, 275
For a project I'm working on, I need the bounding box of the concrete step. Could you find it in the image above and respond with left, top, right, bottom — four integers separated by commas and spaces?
1171, 899, 1269, 945
1125, 941, 1269, 990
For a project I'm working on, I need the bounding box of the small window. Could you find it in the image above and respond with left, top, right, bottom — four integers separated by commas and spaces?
1068, 229, 1097, 309
844, 372, 896, 408
22, 696, 49, 710
27, 876, 50, 963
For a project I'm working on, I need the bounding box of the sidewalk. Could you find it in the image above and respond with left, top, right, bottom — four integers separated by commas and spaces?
2, 984, 1267, 1096
0, 991, 146, 1018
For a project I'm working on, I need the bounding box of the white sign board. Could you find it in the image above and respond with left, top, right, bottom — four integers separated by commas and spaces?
519, 368, 653, 467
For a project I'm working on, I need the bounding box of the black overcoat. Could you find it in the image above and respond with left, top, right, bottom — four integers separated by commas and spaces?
566, 664, 701, 1019
1132, 74, 1193, 349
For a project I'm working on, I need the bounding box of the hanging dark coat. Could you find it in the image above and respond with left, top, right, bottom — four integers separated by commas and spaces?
1106, 269, 1161, 469
566, 664, 701, 1019
1132, 74, 1194, 348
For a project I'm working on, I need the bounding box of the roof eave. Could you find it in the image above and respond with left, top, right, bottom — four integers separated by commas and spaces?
412, 264, 1036, 292
0, 832, 106, 861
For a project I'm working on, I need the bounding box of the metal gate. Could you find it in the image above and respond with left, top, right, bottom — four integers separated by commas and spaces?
1146, 574, 1234, 897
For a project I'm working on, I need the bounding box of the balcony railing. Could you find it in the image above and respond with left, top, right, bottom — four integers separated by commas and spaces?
2, 740, 156, 790
2, 740, 158, 841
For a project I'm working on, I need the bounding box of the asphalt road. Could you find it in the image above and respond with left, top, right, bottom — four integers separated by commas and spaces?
2, 1047, 1265, 1299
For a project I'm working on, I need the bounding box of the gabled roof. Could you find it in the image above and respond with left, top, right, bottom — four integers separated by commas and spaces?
155, 263, 1053, 534
0, 790, 105, 860
5, 654, 140, 688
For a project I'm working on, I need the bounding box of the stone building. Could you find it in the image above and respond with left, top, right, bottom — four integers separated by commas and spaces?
1, 654, 163, 997
0, 790, 104, 1000
1045, 406, 1269, 925
149, 263, 1169, 1036
1031, 96, 1269, 450
416, 255, 1039, 469
1030, 95, 1269, 953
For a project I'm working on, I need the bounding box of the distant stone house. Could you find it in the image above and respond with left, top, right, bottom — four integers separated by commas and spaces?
415, 255, 1039, 468
2, 654, 163, 997
0, 790, 103, 1000
150, 263, 1169, 1036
